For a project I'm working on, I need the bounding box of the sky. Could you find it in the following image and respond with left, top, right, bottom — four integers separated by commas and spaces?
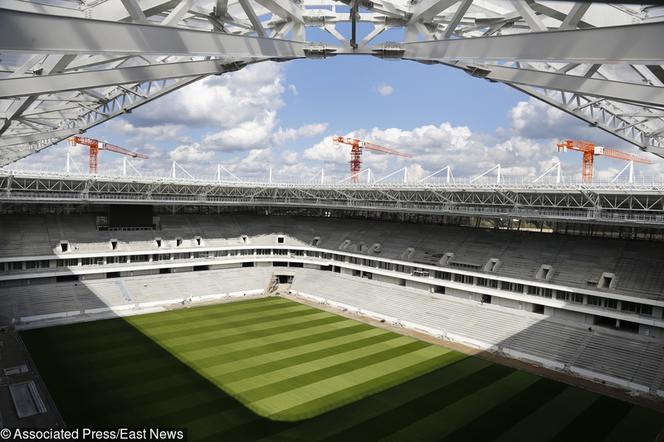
14, 55, 664, 183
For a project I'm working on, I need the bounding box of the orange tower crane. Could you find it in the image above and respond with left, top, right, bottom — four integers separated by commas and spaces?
68, 136, 149, 174
333, 136, 412, 182
556, 139, 652, 183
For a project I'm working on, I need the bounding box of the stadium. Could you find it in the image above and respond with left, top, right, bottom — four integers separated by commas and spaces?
1, 1, 664, 440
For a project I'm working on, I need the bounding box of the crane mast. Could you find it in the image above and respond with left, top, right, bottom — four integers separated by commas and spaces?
333, 136, 412, 182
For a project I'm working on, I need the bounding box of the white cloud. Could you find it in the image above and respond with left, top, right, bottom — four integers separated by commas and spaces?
230, 148, 273, 174
169, 143, 215, 163
363, 122, 473, 153
509, 98, 632, 148
273, 123, 328, 145
104, 119, 189, 146
130, 63, 285, 129
376, 83, 394, 96
282, 150, 299, 165
202, 111, 277, 151
303, 137, 348, 163
288, 84, 298, 96
406, 163, 427, 182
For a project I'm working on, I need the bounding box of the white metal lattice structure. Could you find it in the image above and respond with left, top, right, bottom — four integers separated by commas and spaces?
2, 169, 664, 226
0, 1, 664, 166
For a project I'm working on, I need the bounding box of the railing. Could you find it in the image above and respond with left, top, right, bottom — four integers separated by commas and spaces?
3, 190, 664, 225
4, 168, 664, 191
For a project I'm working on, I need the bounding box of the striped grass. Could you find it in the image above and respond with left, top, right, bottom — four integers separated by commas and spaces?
22, 297, 664, 441
23, 297, 455, 421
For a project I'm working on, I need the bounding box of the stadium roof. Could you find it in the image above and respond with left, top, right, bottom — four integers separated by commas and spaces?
1, 1, 663, 165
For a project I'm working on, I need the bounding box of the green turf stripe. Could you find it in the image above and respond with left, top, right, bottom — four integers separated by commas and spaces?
161, 314, 347, 355
202, 328, 388, 378
604, 405, 664, 442
382, 371, 539, 442
151, 309, 332, 350
104, 387, 230, 422
67, 303, 316, 353
71, 310, 332, 365
493, 387, 599, 442
128, 297, 288, 325
228, 335, 421, 393
129, 297, 290, 327
136, 303, 315, 340
265, 357, 484, 441
22, 297, 293, 351
84, 322, 376, 393
440, 378, 568, 442
64, 302, 294, 347
324, 363, 515, 441
273, 350, 468, 423
216, 331, 397, 383
21, 323, 144, 354
136, 397, 245, 431
72, 315, 346, 376
549, 396, 635, 442
89, 372, 211, 412
238, 340, 431, 404
140, 301, 313, 333
74, 319, 365, 387
178, 406, 265, 442
178, 319, 366, 363
256, 345, 453, 419
190, 322, 373, 371
23, 298, 286, 346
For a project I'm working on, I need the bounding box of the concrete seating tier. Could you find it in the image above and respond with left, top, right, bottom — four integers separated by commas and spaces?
1, 214, 663, 299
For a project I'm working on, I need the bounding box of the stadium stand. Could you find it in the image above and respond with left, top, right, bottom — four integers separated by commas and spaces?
1, 214, 664, 298
289, 269, 664, 395
0, 267, 274, 322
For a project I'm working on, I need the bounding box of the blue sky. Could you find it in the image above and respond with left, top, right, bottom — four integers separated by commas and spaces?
280, 57, 522, 132
16, 55, 664, 182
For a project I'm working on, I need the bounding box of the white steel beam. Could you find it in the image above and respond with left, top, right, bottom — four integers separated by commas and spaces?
254, 0, 304, 23
214, 0, 229, 18
0, 60, 247, 99
461, 64, 664, 108
86, 0, 180, 21
237, 0, 266, 37
0, 75, 205, 165
508, 83, 664, 156
0, 9, 307, 59
401, 23, 664, 64
442, 0, 472, 39
161, 0, 194, 26
409, 0, 458, 24
510, 0, 546, 32
559, 2, 591, 30
120, 0, 149, 22
2, 0, 85, 17
0, 54, 76, 135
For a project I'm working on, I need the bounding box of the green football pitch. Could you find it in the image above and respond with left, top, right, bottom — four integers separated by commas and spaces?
22, 297, 664, 441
